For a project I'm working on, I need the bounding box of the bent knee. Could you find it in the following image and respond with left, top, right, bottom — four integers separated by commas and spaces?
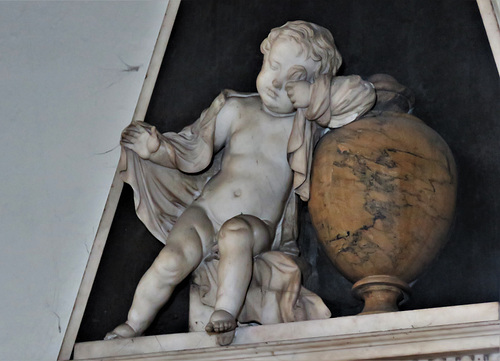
221, 216, 253, 233
219, 216, 254, 239
218, 215, 272, 253
218, 217, 253, 249
152, 247, 197, 280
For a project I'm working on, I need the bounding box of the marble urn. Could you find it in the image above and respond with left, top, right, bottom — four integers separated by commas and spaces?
309, 75, 457, 314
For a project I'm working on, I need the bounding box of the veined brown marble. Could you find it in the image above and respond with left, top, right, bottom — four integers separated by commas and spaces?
309, 106, 457, 313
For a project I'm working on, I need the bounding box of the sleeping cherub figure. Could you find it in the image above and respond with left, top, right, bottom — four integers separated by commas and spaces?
106, 20, 375, 344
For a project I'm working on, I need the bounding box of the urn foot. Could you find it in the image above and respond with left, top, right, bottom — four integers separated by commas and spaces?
352, 275, 411, 314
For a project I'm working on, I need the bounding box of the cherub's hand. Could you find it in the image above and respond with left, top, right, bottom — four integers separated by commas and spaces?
120, 121, 161, 160
285, 80, 312, 109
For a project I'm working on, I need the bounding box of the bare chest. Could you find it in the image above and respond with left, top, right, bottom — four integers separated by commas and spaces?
226, 105, 294, 158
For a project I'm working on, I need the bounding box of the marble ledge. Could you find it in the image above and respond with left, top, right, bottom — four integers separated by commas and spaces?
74, 302, 500, 360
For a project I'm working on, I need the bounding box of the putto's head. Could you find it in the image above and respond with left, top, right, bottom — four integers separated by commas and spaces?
257, 21, 342, 114
260, 21, 342, 80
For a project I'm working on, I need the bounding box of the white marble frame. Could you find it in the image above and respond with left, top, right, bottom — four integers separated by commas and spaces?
477, 0, 500, 75
57, 1, 181, 359
58, 1, 500, 359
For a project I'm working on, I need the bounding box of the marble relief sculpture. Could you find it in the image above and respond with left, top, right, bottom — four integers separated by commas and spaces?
105, 20, 376, 344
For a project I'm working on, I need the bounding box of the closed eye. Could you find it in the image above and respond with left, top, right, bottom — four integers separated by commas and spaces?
270, 62, 280, 70
287, 65, 307, 81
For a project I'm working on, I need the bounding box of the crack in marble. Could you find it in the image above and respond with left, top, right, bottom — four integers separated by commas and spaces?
325, 140, 454, 271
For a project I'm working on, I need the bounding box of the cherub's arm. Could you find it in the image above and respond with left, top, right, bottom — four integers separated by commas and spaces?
120, 93, 233, 172
285, 75, 376, 127
210, 98, 234, 153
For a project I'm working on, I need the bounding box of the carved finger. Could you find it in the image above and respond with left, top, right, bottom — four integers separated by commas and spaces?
121, 131, 138, 139
121, 134, 138, 143
151, 126, 159, 138
127, 121, 141, 129
130, 121, 147, 132
122, 129, 140, 139
123, 126, 141, 134
140, 121, 153, 129
121, 127, 136, 138
135, 121, 153, 131
120, 141, 134, 149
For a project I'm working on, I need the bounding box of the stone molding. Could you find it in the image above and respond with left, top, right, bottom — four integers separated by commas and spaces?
74, 302, 500, 361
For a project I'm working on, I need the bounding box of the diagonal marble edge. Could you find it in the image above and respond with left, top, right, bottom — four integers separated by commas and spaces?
74, 302, 499, 360
58, 2, 181, 360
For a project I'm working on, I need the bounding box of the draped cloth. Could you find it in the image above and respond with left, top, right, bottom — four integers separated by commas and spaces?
118, 75, 375, 326
290, 75, 376, 201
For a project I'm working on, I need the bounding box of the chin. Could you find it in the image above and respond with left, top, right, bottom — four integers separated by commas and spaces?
262, 98, 294, 114
272, 104, 295, 114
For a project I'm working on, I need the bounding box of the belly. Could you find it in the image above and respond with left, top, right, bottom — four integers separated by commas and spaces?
197, 158, 293, 226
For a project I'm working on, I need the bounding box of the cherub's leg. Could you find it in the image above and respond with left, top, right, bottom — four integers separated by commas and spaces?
205, 215, 272, 334
105, 206, 214, 339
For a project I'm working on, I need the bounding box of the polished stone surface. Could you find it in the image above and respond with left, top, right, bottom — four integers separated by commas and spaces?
310, 109, 457, 298
309, 106, 457, 313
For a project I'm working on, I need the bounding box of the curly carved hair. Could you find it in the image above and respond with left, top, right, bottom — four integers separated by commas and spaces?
260, 20, 342, 79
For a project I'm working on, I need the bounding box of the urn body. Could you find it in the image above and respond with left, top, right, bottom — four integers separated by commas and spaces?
309, 111, 457, 313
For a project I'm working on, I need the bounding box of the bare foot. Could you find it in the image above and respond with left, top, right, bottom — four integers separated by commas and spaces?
216, 329, 236, 346
205, 309, 237, 333
104, 322, 141, 340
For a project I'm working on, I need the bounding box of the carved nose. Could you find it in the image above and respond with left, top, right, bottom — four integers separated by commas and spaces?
272, 78, 282, 89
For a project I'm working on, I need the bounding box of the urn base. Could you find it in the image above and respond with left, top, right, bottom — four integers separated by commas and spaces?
352, 275, 411, 314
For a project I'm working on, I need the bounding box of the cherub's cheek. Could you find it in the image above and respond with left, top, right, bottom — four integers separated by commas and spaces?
256, 72, 266, 88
